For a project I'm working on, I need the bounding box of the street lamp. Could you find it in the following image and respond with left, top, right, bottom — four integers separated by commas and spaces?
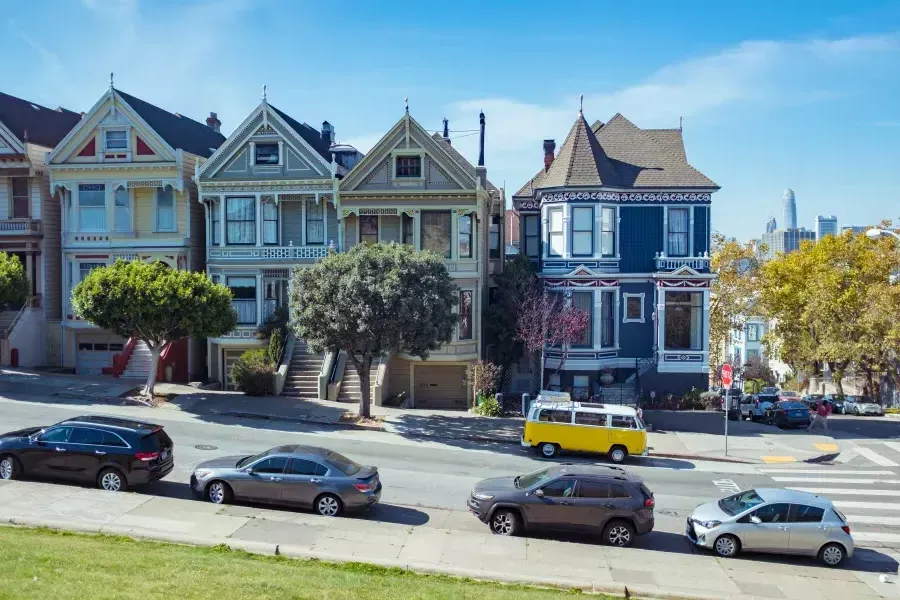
866, 228, 900, 242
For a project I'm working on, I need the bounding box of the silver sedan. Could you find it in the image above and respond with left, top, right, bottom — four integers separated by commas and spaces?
190, 445, 381, 517
686, 488, 854, 567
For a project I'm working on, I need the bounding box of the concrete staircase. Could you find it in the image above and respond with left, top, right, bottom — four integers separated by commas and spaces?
337, 360, 378, 404
123, 341, 153, 379
0, 310, 20, 337
282, 345, 325, 399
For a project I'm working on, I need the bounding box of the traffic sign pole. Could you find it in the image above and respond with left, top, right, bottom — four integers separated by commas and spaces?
721, 365, 734, 457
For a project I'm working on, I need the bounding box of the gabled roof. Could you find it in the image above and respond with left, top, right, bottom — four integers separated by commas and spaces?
539, 112, 621, 189
116, 89, 225, 158
643, 128, 686, 161
268, 105, 332, 162
0, 92, 82, 148
430, 133, 499, 194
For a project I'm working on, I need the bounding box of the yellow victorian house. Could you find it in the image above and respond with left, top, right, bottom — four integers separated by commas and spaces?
48, 79, 225, 381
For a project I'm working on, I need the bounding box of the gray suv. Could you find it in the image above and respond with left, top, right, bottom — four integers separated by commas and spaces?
467, 465, 655, 547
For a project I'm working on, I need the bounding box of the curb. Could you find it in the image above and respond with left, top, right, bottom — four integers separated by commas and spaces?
647, 452, 757, 465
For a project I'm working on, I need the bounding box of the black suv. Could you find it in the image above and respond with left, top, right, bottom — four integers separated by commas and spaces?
0, 415, 174, 492
468, 465, 654, 547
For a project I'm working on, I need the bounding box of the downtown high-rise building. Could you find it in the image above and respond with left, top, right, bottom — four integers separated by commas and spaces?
815, 215, 839, 240
782, 189, 797, 230
760, 188, 814, 259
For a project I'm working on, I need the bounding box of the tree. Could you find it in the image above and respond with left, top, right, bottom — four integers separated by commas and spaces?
516, 287, 589, 390
0, 252, 29, 309
72, 261, 236, 397
484, 254, 537, 383
742, 354, 775, 386
290, 242, 457, 418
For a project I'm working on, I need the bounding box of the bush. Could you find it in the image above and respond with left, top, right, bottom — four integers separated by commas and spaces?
231, 349, 275, 396
681, 387, 703, 410
700, 391, 722, 410
466, 361, 502, 398
257, 305, 289, 340
473, 394, 503, 417
267, 328, 284, 365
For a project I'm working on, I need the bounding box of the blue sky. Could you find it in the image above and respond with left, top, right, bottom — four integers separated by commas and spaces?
3, 0, 899, 240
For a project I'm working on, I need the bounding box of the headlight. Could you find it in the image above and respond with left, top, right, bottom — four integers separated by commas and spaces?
473, 492, 494, 501
699, 520, 722, 529
194, 469, 213, 479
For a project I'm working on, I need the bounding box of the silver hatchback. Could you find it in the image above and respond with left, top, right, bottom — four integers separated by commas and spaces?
686, 488, 854, 567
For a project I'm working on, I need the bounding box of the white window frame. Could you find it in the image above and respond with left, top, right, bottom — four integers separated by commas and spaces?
77, 183, 107, 232
747, 323, 758, 342
254, 142, 280, 166
391, 150, 425, 181
112, 185, 132, 232
11, 177, 30, 219
600, 205, 616, 258
153, 186, 177, 233
547, 207, 564, 257
570, 206, 594, 258
456, 288, 475, 341
104, 129, 128, 151
622, 292, 645, 324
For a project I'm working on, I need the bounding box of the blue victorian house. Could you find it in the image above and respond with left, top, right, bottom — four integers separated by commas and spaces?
511, 110, 718, 400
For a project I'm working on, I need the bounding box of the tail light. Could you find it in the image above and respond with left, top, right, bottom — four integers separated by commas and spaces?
755, 399, 759, 407
841, 525, 851, 535
644, 497, 655, 508
135, 451, 159, 462
352, 483, 373, 493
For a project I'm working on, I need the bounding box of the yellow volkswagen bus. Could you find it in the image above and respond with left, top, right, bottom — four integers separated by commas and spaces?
521, 400, 648, 463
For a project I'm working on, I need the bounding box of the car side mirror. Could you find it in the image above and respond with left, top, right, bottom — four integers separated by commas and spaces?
534, 488, 545, 498
244, 468, 256, 475
750, 515, 762, 525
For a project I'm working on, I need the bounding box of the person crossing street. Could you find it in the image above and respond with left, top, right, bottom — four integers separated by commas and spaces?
808, 398, 831, 433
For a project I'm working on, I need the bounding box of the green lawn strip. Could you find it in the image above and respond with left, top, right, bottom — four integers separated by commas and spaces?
0, 527, 606, 600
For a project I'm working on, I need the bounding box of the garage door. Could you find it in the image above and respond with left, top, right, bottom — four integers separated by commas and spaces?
76, 334, 125, 375
414, 365, 468, 409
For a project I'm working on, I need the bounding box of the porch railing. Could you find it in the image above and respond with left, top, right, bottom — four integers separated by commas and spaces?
0, 219, 41, 235
655, 253, 710, 271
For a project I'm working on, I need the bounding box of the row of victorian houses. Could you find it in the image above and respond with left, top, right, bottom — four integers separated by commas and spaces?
0, 81, 717, 408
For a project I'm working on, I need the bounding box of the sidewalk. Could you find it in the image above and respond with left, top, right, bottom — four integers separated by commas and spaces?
0, 479, 896, 600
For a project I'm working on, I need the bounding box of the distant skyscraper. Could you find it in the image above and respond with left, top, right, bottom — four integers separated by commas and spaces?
841, 225, 870, 236
782, 189, 797, 230
760, 229, 816, 260
815, 215, 838, 240
765, 217, 777, 233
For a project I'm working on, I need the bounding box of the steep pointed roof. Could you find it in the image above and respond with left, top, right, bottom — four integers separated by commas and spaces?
268, 104, 333, 161
0, 92, 82, 148
538, 112, 621, 189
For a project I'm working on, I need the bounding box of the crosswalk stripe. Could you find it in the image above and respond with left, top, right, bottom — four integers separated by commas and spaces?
883, 441, 900, 454
785, 487, 899, 496
770, 477, 900, 484
758, 469, 895, 475
853, 532, 900, 543
834, 500, 900, 511
844, 515, 900, 525
853, 446, 899, 467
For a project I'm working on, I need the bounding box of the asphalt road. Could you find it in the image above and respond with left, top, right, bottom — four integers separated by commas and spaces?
826, 414, 900, 440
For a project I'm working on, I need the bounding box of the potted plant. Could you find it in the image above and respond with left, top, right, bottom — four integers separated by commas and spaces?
600, 368, 614, 386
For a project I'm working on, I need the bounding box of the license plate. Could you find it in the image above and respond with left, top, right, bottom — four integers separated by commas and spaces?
791, 412, 805, 417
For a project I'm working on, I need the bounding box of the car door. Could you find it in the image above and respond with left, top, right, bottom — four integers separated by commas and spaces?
66, 427, 107, 483
280, 458, 328, 508
738, 502, 791, 552
234, 456, 288, 503
787, 504, 828, 555
24, 426, 73, 477
525, 477, 577, 530
569, 479, 612, 529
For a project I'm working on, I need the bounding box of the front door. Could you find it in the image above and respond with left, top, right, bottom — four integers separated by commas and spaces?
232, 456, 287, 503
740, 503, 791, 552
26, 426, 73, 478
524, 477, 577, 529
788, 504, 828, 554
280, 458, 327, 508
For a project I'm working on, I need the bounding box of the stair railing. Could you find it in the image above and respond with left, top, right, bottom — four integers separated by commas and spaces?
102, 337, 137, 377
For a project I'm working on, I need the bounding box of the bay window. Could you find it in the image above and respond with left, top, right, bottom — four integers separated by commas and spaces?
489, 215, 501, 259
548, 208, 564, 257
263, 201, 278, 245
667, 208, 689, 257
523, 215, 540, 258
665, 291, 703, 351
458, 214, 473, 259
210, 202, 221, 245
306, 200, 324, 244
226, 197, 256, 245
601, 291, 615, 347
571, 207, 593, 257
572, 291, 593, 347
601, 206, 616, 257
360, 215, 379, 244
155, 187, 175, 232
458, 290, 473, 340
228, 277, 257, 325
78, 184, 106, 231
421, 211, 451, 258
114, 187, 131, 232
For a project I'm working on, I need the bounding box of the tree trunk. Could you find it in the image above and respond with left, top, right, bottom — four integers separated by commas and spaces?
143, 343, 164, 397
358, 355, 372, 419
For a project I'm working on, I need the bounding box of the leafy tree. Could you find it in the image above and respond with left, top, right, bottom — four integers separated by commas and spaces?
72, 261, 237, 396
484, 254, 537, 382
516, 288, 589, 390
0, 252, 29, 309
290, 242, 458, 418
742, 354, 775, 386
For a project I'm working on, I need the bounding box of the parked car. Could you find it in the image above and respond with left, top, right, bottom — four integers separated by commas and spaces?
740, 393, 779, 422
801, 394, 823, 410
468, 465, 655, 547
764, 401, 812, 429
842, 396, 884, 416
823, 394, 846, 414
191, 445, 380, 516
0, 415, 174, 491
685, 488, 854, 566
777, 390, 800, 402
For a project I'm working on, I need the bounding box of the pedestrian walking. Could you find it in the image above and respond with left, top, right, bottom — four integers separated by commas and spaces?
808, 399, 832, 433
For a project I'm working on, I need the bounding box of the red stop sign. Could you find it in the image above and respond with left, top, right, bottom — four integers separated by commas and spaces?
722, 364, 733, 387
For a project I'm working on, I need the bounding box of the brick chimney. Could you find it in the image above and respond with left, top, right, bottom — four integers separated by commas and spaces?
543, 139, 555, 171
206, 112, 221, 133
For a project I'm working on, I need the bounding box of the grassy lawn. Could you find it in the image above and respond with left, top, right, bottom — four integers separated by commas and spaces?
0, 527, 601, 600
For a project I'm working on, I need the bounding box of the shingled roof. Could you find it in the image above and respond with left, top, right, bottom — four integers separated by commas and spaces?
430, 133, 500, 194
269, 105, 333, 162
513, 168, 546, 198
0, 92, 82, 148
538, 112, 621, 189
116, 89, 225, 158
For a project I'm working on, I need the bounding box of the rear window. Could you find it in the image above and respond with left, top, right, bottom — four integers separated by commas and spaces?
326, 452, 361, 476
791, 504, 825, 523
758, 395, 778, 402
781, 402, 807, 410
639, 483, 654, 500
141, 429, 172, 450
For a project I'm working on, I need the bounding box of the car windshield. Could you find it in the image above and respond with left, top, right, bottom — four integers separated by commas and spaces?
515, 467, 552, 489
718, 489, 765, 516
326, 451, 361, 476
780, 392, 799, 397
236, 450, 271, 468
781, 402, 807, 409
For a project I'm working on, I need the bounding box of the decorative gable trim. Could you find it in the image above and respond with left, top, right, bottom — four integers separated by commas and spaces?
0, 121, 25, 154
669, 265, 701, 277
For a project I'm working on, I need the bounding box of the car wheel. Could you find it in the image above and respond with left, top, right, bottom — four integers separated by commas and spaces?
602, 520, 635, 547
713, 534, 740, 558
0, 455, 20, 481
609, 445, 628, 464
206, 480, 232, 505
314, 493, 343, 517
818, 543, 846, 567
490, 509, 521, 536
539, 442, 559, 459
97, 467, 127, 492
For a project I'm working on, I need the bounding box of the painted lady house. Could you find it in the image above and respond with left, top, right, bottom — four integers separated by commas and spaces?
48, 80, 225, 380
0, 92, 82, 367
511, 110, 718, 399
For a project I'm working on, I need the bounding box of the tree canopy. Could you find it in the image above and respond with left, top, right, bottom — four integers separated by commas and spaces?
0, 252, 29, 309
484, 254, 537, 380
290, 242, 458, 417
72, 261, 236, 396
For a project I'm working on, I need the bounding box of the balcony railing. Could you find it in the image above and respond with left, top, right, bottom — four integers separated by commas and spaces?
0, 219, 41, 235
655, 253, 710, 272
208, 245, 330, 261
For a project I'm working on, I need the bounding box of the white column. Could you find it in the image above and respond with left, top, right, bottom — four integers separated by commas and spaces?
300, 198, 307, 246
656, 286, 666, 355
562, 204, 571, 259
593, 289, 602, 348
413, 212, 421, 249
255, 273, 263, 326
25, 254, 33, 296
218, 200, 225, 247
616, 207, 621, 259
594, 207, 602, 257
689, 206, 695, 257
202, 200, 210, 248
702, 289, 711, 353
321, 194, 328, 245
255, 194, 262, 247
662, 207, 668, 256
450, 211, 458, 260
614, 290, 621, 348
